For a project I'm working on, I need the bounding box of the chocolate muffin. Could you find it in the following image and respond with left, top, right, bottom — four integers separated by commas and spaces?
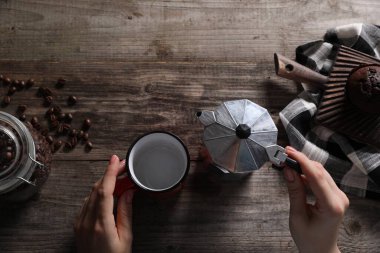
346, 64, 380, 114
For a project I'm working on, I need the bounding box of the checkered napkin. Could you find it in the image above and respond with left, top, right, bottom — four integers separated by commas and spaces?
280, 23, 380, 199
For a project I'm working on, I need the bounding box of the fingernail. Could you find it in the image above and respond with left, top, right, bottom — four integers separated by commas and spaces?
286, 146, 296, 153
109, 154, 119, 164
284, 167, 295, 182
120, 159, 126, 166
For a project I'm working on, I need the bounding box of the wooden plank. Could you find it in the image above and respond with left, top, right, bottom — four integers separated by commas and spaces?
0, 60, 298, 161
0, 1, 379, 62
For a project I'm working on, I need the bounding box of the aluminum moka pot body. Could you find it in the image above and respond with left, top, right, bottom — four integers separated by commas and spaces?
197, 99, 279, 173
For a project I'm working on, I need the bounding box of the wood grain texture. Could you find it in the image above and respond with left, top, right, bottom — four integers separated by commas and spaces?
0, 0, 380, 252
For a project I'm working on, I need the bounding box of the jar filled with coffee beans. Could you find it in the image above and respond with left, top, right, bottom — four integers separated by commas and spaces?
0, 111, 51, 202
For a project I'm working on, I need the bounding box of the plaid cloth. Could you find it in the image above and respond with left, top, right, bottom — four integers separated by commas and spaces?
280, 23, 380, 199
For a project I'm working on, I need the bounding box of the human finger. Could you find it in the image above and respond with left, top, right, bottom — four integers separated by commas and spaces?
286, 147, 337, 209
100, 155, 124, 196
284, 166, 308, 221
116, 189, 135, 243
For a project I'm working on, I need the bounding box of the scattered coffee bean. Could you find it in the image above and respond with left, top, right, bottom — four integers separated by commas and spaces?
33, 122, 41, 130
83, 132, 89, 141
70, 136, 78, 147
8, 86, 16, 95
43, 88, 53, 97
41, 128, 49, 137
50, 119, 59, 130
0, 75, 3, 82
64, 141, 73, 150
46, 136, 54, 144
67, 95, 77, 106
17, 105, 27, 114
65, 113, 73, 123
77, 130, 84, 140
16, 80, 26, 91
56, 78, 66, 88
31, 116, 39, 126
52, 105, 62, 115
19, 114, 26, 121
61, 123, 71, 135
4, 77, 11, 85
58, 113, 66, 121
45, 107, 54, 116
26, 79, 34, 88
44, 96, 53, 107
2, 96, 11, 106
85, 141, 93, 152
49, 114, 57, 122
13, 80, 20, 90
69, 128, 77, 137
57, 124, 64, 134
5, 152, 13, 161
82, 118, 91, 131
53, 140, 63, 153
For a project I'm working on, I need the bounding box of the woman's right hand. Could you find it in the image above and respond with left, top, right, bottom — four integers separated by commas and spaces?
284, 146, 349, 253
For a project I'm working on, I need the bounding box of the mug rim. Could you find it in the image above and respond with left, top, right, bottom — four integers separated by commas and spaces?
125, 131, 190, 193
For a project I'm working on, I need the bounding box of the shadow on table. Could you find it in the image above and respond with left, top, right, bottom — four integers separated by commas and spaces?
131, 156, 288, 253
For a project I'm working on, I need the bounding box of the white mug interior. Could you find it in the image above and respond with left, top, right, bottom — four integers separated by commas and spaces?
128, 132, 188, 191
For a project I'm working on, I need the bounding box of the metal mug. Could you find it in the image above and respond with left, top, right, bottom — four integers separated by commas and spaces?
114, 131, 190, 197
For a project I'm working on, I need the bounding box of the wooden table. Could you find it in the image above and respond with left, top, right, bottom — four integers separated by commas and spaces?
0, 1, 380, 252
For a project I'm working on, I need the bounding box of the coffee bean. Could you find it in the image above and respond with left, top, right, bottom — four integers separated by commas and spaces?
45, 107, 54, 118
2, 96, 11, 106
6, 146, 12, 152
33, 123, 41, 130
46, 136, 54, 144
69, 128, 77, 137
57, 124, 64, 134
83, 132, 89, 141
19, 81, 26, 90
62, 123, 71, 134
44, 88, 53, 97
77, 130, 84, 140
44, 96, 53, 107
53, 140, 63, 153
82, 118, 91, 131
4, 77, 11, 85
19, 114, 26, 121
56, 78, 66, 88
31, 116, 39, 126
0, 75, 3, 82
26, 79, 34, 88
13, 80, 20, 90
64, 141, 73, 150
5, 152, 13, 161
52, 105, 62, 115
17, 105, 27, 114
49, 114, 57, 122
50, 119, 59, 130
41, 128, 49, 137
67, 95, 77, 106
58, 113, 66, 121
85, 141, 93, 152
70, 136, 78, 147
65, 113, 73, 123
8, 86, 16, 95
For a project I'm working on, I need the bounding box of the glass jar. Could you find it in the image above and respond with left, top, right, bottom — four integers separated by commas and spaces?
0, 111, 52, 202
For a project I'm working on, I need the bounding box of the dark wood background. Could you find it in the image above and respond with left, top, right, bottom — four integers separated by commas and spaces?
1, 1, 380, 252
